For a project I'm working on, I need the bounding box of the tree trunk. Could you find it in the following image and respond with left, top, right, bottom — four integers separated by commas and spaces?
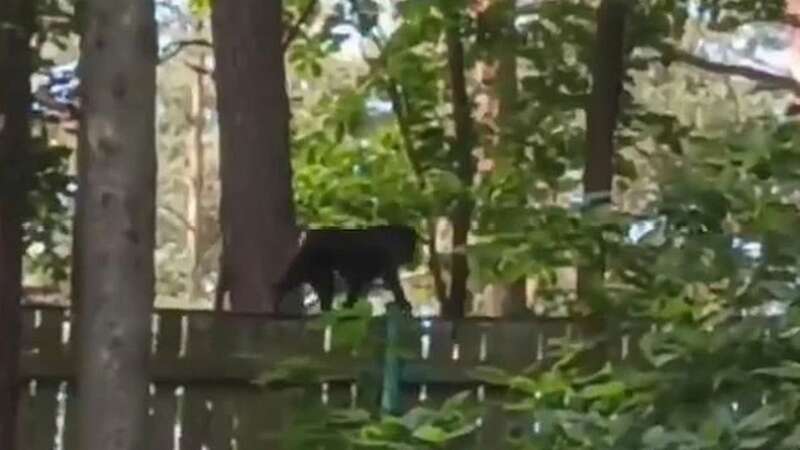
786, 0, 800, 115
577, 0, 628, 309
212, 0, 298, 312
444, 20, 476, 319
0, 1, 34, 448
472, 0, 529, 317
73, 0, 157, 448
187, 45, 208, 304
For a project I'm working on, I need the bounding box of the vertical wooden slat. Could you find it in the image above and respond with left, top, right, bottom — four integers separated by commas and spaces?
425, 320, 455, 363
207, 388, 235, 450
20, 307, 37, 354
475, 403, 509, 450
33, 309, 65, 360
180, 387, 213, 450
27, 381, 59, 450
232, 387, 292, 450
147, 383, 178, 450
15, 381, 35, 450
186, 314, 215, 358
156, 311, 184, 357
484, 321, 538, 371
453, 321, 487, 365
62, 384, 79, 450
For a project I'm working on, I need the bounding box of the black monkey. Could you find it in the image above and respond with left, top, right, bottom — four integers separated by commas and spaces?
275, 225, 417, 313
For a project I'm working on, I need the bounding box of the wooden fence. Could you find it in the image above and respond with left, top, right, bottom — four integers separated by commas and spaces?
17, 305, 635, 449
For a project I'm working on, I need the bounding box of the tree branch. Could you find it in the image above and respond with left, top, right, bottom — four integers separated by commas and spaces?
659, 44, 800, 95
282, 0, 318, 51
159, 38, 213, 64
182, 60, 212, 76
385, 78, 449, 306
158, 204, 196, 233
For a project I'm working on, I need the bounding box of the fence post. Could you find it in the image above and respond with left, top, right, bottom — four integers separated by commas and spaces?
380, 304, 403, 415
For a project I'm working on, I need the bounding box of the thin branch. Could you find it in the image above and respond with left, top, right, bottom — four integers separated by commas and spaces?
282, 0, 319, 51
158, 204, 196, 232
182, 60, 212, 76
660, 44, 800, 95
385, 78, 449, 306
159, 38, 213, 64
386, 79, 424, 181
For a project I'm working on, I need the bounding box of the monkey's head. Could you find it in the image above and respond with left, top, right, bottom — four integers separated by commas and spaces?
385, 225, 418, 265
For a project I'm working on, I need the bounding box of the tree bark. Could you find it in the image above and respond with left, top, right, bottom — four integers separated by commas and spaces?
212, 0, 298, 312
73, 0, 157, 448
444, 20, 476, 319
786, 0, 800, 115
577, 0, 628, 308
0, 1, 34, 448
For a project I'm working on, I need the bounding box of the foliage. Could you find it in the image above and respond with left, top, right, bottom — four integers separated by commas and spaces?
274, 0, 800, 447
16, 1, 80, 287
21, 136, 73, 283
259, 307, 483, 449
467, 310, 800, 449
281, 393, 481, 450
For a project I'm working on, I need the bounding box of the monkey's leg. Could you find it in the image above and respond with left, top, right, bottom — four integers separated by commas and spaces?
309, 270, 335, 311
383, 269, 412, 312
343, 276, 368, 309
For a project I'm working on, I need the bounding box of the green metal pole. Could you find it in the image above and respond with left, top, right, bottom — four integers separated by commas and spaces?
380, 304, 402, 415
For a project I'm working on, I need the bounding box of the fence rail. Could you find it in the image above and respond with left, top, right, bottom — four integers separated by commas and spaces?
17, 305, 633, 449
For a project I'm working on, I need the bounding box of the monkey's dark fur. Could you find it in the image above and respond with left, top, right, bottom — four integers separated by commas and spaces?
275, 225, 417, 313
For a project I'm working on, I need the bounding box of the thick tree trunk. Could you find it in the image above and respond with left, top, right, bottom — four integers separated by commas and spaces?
444, 22, 476, 319
577, 0, 628, 308
786, 0, 800, 115
212, 0, 298, 312
73, 0, 157, 448
0, 1, 34, 448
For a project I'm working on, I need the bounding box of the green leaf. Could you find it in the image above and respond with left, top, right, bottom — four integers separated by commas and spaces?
735, 405, 783, 433
401, 407, 436, 430
412, 424, 449, 444
642, 426, 670, 449
441, 390, 472, 411
779, 424, 800, 448
737, 436, 770, 449
509, 376, 540, 396
753, 362, 800, 380
579, 381, 625, 399
328, 408, 371, 425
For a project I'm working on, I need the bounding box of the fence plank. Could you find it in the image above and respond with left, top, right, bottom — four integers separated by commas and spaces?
15, 381, 35, 450
180, 386, 213, 450
20, 308, 36, 354
231, 386, 303, 450
207, 388, 235, 450
33, 309, 65, 359
485, 322, 535, 369
147, 383, 178, 450
27, 381, 59, 450
155, 311, 184, 357
62, 384, 78, 450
